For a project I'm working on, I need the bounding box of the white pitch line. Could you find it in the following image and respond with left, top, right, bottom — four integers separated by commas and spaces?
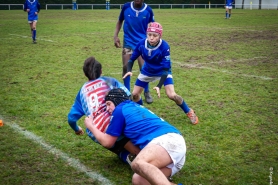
109, 70, 139, 75
172, 60, 274, 80
9, 34, 56, 42
0, 116, 113, 185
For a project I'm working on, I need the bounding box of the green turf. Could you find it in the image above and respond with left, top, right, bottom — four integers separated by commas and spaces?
0, 9, 277, 185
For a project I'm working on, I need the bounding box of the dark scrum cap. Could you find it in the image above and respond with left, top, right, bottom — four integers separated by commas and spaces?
105, 88, 129, 106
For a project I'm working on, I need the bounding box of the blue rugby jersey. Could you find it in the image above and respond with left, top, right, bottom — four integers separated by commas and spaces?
130, 38, 172, 77
24, 0, 40, 21
119, 2, 154, 50
226, 0, 234, 6
106, 100, 180, 149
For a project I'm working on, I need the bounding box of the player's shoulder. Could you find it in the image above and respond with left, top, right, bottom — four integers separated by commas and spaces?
100, 76, 112, 80
100, 76, 119, 85
145, 3, 153, 11
113, 102, 127, 116
101, 76, 117, 81
161, 39, 170, 47
158, 40, 170, 53
138, 38, 147, 45
122, 2, 131, 9
119, 100, 134, 111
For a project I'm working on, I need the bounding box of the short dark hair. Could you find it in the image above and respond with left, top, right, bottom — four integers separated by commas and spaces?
83, 56, 102, 80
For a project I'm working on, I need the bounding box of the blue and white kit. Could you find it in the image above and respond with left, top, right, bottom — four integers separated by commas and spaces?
119, 2, 155, 50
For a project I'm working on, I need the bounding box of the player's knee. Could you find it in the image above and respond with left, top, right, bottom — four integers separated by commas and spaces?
132, 173, 144, 185
168, 94, 183, 104
130, 159, 141, 173
166, 92, 176, 100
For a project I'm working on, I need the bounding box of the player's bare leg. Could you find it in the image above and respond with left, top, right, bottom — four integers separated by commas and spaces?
165, 84, 198, 124
131, 144, 173, 185
122, 49, 131, 90
30, 21, 37, 43
132, 85, 144, 104
137, 56, 153, 104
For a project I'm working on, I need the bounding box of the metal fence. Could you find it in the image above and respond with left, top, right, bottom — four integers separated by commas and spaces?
0, 3, 277, 10
43, 4, 226, 10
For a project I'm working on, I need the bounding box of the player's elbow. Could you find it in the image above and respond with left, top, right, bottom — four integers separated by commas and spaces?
101, 139, 115, 149
102, 142, 114, 149
67, 114, 77, 124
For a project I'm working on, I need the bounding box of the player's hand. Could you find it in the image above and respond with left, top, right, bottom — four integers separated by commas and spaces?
123, 72, 132, 79
153, 87, 161, 98
75, 126, 84, 135
35, 12, 38, 15
84, 116, 94, 128
114, 37, 121, 48
27, 9, 30, 12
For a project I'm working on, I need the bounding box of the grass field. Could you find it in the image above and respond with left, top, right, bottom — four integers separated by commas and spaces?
0, 8, 277, 185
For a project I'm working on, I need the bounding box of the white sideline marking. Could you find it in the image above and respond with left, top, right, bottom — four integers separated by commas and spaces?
0, 117, 113, 185
9, 34, 56, 42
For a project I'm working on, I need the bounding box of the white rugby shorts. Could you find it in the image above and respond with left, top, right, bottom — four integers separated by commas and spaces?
149, 133, 186, 176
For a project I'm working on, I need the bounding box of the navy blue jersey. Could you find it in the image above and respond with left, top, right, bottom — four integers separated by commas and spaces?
130, 39, 172, 76
24, 0, 40, 21
119, 2, 154, 50
106, 100, 180, 149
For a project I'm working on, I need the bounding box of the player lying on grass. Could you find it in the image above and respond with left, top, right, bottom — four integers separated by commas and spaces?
123, 22, 199, 125
67, 56, 140, 163
85, 88, 185, 185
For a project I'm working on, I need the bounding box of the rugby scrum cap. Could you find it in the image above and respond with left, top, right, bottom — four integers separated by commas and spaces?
147, 22, 163, 37
105, 88, 129, 106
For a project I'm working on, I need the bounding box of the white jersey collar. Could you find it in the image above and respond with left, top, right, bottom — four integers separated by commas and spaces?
145, 39, 162, 56
131, 2, 147, 17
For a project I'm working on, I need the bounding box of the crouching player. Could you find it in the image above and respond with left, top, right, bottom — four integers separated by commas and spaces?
85, 88, 186, 185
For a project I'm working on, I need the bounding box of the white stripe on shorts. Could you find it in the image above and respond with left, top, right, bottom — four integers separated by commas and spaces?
138, 73, 173, 83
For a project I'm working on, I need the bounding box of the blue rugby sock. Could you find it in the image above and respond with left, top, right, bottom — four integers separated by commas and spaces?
136, 98, 143, 105
178, 100, 190, 114
144, 84, 149, 93
33, 30, 36, 40
123, 76, 130, 91
119, 150, 129, 164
